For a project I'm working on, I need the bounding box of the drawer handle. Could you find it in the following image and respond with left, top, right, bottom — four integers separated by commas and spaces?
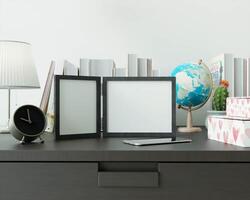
98, 172, 159, 188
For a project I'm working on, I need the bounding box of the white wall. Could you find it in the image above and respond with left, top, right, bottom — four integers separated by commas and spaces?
1, 0, 250, 127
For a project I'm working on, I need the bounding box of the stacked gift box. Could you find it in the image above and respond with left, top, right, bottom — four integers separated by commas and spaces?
207, 97, 250, 147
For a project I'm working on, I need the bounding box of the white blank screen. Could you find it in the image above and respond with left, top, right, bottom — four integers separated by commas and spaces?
107, 81, 172, 133
60, 79, 96, 135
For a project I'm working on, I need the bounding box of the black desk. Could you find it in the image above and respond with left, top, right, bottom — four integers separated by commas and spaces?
0, 128, 249, 200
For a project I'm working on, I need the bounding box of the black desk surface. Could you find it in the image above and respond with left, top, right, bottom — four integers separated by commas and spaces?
0, 128, 249, 162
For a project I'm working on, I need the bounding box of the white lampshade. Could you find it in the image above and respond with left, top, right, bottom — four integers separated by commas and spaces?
0, 40, 40, 88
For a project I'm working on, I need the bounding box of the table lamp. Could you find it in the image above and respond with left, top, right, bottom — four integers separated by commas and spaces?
0, 40, 40, 133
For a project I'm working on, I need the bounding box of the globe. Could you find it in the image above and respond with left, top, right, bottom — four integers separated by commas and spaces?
171, 62, 213, 109
171, 61, 213, 133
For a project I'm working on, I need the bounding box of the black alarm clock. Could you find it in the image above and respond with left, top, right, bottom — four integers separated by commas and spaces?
9, 105, 47, 144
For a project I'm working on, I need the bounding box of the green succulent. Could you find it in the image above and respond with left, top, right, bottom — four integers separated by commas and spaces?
212, 80, 229, 111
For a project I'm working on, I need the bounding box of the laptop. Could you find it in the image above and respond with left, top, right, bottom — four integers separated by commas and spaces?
123, 138, 192, 146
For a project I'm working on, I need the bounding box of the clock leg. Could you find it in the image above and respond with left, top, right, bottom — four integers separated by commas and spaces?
39, 136, 44, 143
19, 136, 44, 144
20, 136, 26, 145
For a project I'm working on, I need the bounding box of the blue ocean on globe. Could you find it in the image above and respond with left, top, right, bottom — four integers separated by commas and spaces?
171, 63, 213, 108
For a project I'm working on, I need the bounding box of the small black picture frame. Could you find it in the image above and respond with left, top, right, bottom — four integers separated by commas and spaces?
55, 75, 101, 140
103, 77, 176, 139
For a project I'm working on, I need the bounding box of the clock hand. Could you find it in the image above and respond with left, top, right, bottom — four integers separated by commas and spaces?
27, 109, 32, 123
20, 118, 32, 124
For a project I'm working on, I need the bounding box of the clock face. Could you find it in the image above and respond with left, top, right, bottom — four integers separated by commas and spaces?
14, 105, 46, 136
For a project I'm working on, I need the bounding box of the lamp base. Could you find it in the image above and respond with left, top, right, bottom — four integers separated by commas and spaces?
0, 89, 11, 134
178, 127, 202, 133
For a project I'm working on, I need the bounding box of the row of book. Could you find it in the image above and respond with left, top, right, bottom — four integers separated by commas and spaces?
209, 53, 250, 97
127, 54, 160, 77
63, 54, 161, 77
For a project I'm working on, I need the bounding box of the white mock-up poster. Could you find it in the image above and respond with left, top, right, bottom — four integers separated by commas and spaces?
59, 79, 97, 135
104, 78, 175, 137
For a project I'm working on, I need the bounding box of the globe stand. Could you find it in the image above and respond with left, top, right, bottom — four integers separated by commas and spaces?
178, 106, 202, 133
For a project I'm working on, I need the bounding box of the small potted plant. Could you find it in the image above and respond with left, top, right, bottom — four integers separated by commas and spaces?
205, 80, 229, 128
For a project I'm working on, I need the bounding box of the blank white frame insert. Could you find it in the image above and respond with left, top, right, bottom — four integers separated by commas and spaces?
103, 77, 176, 138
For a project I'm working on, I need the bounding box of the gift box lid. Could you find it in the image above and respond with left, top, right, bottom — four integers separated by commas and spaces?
210, 115, 250, 121
227, 97, 250, 99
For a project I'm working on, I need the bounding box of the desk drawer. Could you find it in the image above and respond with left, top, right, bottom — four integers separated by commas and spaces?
0, 163, 98, 200
0, 162, 161, 200
1, 162, 250, 200
159, 163, 250, 200
97, 163, 250, 200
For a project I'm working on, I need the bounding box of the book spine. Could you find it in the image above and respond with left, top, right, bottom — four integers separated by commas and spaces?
224, 54, 234, 96
89, 60, 95, 76
208, 57, 223, 87
40, 61, 55, 114
209, 53, 234, 96
137, 58, 148, 77
112, 62, 116, 77
234, 58, 244, 97
45, 80, 55, 133
247, 58, 250, 96
147, 58, 152, 77
152, 69, 160, 76
128, 54, 137, 76
114, 68, 127, 77
79, 59, 89, 76
89, 59, 114, 77
63, 60, 78, 76
243, 59, 247, 96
